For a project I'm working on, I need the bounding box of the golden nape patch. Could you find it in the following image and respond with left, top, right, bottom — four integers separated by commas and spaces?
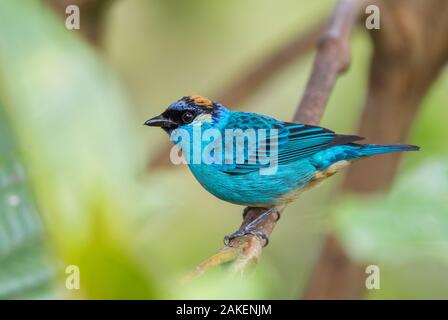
189, 95, 213, 108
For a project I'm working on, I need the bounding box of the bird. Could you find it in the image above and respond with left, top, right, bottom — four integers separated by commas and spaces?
145, 95, 419, 244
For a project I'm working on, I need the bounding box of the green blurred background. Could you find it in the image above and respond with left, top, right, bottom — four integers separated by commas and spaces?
0, 0, 447, 299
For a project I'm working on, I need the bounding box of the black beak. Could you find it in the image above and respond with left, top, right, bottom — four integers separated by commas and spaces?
144, 115, 177, 128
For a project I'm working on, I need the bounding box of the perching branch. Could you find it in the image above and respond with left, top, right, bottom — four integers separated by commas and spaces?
293, 0, 367, 123
217, 22, 324, 108
186, 0, 367, 279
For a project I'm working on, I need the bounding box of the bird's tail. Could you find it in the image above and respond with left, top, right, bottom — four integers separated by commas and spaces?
355, 143, 420, 157
310, 143, 419, 171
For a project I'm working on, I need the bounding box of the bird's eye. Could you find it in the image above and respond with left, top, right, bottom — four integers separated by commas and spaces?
182, 111, 195, 124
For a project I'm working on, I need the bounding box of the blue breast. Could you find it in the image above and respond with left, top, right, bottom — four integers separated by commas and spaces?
188, 160, 317, 206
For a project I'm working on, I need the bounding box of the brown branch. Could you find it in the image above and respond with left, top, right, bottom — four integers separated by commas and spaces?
293, 0, 366, 123
186, 0, 366, 279
148, 22, 324, 169
303, 0, 448, 299
217, 22, 324, 107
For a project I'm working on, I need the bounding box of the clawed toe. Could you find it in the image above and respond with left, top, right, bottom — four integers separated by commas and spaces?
225, 207, 277, 247
274, 212, 281, 222
223, 228, 269, 247
223, 229, 245, 246
248, 230, 269, 247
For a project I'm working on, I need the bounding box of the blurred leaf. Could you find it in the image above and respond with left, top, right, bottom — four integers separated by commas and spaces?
332, 159, 448, 298
173, 264, 277, 300
0, 1, 158, 298
67, 199, 159, 299
333, 160, 448, 263
0, 106, 54, 299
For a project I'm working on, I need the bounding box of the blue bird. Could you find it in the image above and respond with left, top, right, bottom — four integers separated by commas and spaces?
145, 95, 419, 243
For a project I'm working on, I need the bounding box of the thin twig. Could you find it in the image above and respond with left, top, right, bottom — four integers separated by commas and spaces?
217, 22, 324, 107
187, 0, 366, 279
293, 0, 366, 123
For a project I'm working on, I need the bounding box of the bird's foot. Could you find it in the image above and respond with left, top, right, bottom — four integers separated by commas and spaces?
223, 227, 269, 247
225, 207, 277, 247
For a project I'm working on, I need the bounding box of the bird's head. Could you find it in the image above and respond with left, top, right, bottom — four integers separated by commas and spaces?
144, 95, 223, 133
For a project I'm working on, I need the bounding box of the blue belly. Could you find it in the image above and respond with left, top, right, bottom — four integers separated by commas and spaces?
188, 160, 317, 206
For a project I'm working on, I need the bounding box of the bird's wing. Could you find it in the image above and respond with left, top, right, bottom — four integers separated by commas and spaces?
215, 112, 363, 175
